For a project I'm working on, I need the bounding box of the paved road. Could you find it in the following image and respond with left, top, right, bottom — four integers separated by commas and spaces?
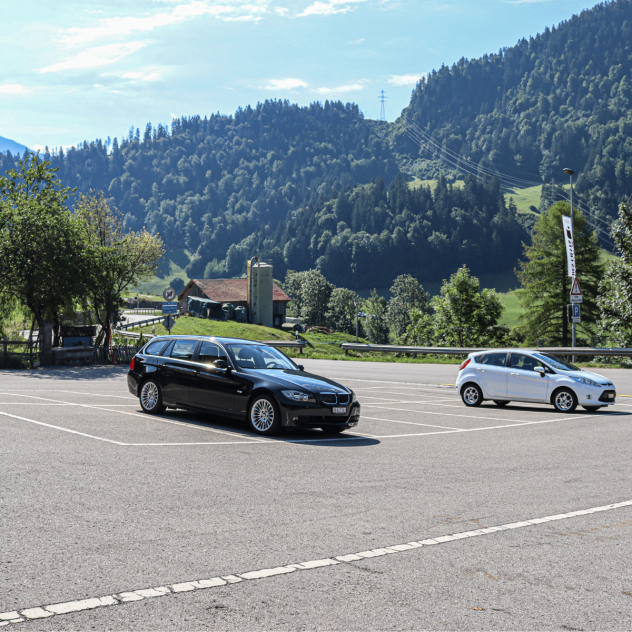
1, 361, 631, 630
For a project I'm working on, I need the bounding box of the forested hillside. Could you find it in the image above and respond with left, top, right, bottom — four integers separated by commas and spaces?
4, 0, 632, 288
395, 0, 632, 220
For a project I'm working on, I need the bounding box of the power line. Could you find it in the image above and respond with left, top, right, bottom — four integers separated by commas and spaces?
401, 118, 617, 248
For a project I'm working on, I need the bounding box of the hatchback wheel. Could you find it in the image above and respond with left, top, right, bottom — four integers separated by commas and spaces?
461, 383, 483, 407
553, 388, 577, 413
140, 379, 166, 414
248, 395, 282, 435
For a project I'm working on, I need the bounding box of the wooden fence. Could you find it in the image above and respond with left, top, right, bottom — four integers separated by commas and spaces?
1, 336, 41, 368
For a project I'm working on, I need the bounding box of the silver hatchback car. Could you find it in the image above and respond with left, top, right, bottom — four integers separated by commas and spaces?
456, 350, 616, 413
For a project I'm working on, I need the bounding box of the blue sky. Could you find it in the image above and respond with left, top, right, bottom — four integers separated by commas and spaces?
2, 0, 597, 150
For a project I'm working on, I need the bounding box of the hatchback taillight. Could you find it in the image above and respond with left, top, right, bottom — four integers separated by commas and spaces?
130, 357, 136, 371
459, 358, 471, 371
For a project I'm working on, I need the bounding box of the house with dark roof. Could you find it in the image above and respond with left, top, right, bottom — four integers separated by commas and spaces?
178, 278, 291, 327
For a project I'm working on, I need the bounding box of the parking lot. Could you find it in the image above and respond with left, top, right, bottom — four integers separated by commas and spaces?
1, 360, 631, 630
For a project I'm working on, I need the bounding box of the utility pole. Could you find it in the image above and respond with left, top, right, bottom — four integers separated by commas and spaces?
378, 90, 388, 122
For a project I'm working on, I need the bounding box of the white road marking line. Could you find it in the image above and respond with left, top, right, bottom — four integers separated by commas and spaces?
0, 403, 70, 406
361, 416, 462, 430
4, 393, 267, 443
360, 411, 617, 438
4, 499, 631, 627
360, 404, 538, 424
0, 411, 127, 445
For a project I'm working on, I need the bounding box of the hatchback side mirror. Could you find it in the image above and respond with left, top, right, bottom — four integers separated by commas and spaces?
213, 359, 230, 371
535, 366, 546, 377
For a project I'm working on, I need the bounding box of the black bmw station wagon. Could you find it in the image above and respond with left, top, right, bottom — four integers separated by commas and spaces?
127, 336, 361, 436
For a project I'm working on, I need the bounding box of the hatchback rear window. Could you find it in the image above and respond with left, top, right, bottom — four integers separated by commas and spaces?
477, 352, 508, 367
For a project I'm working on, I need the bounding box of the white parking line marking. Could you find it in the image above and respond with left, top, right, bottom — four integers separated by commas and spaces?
0, 411, 128, 445
4, 393, 267, 443
362, 415, 462, 430
362, 411, 621, 438
4, 499, 630, 627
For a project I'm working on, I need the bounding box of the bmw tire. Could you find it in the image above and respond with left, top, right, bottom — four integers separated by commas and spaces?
139, 379, 166, 414
248, 395, 282, 436
552, 388, 577, 413
461, 383, 483, 407
582, 405, 604, 412
493, 400, 510, 407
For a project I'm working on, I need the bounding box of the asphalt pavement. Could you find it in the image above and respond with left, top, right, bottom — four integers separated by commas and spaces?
1, 360, 631, 630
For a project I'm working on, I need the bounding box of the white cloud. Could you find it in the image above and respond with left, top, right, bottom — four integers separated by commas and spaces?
0, 83, 30, 95
224, 14, 263, 21
349, 38, 365, 44
315, 82, 365, 95
61, 1, 269, 45
40, 42, 147, 73
387, 73, 426, 86
104, 66, 168, 82
274, 6, 289, 15
266, 78, 308, 90
298, 0, 367, 17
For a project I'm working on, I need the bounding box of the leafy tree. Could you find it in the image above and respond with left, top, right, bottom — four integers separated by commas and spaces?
432, 266, 505, 347
386, 274, 430, 341
284, 269, 333, 327
0, 153, 88, 344
402, 308, 435, 346
74, 192, 164, 349
516, 201, 603, 346
362, 289, 390, 344
598, 200, 632, 346
325, 287, 358, 335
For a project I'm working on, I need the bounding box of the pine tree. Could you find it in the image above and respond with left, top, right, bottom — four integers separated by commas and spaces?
517, 201, 603, 346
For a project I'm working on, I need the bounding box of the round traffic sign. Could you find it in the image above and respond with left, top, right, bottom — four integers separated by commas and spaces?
163, 287, 176, 301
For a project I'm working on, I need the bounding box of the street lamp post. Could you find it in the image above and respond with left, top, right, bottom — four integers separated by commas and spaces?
563, 168, 576, 353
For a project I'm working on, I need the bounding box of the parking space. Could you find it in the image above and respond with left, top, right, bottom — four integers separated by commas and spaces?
1, 370, 630, 446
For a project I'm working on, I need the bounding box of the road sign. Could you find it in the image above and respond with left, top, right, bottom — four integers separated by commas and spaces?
162, 315, 175, 332
570, 277, 583, 304
572, 304, 581, 323
163, 287, 176, 301
162, 302, 177, 314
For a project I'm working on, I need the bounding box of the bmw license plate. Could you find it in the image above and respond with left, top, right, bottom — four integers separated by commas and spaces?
333, 407, 347, 414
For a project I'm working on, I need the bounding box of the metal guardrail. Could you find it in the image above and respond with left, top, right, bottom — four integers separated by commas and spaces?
340, 344, 632, 358
117, 314, 179, 331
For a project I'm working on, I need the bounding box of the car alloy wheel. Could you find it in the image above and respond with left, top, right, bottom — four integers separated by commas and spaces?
462, 384, 483, 407
248, 396, 281, 435
140, 379, 166, 414
553, 388, 577, 413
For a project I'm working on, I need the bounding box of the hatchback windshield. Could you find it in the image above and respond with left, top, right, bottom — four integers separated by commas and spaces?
226, 344, 297, 370
534, 352, 580, 372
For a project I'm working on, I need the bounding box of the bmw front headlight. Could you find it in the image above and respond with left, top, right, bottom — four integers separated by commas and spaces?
571, 376, 599, 387
281, 390, 315, 402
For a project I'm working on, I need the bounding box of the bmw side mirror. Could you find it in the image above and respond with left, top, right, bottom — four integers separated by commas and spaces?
297, 364, 305, 371
214, 359, 230, 371
535, 367, 546, 377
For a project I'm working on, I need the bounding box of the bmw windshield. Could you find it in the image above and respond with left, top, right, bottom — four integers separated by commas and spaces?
534, 353, 580, 372
226, 344, 298, 370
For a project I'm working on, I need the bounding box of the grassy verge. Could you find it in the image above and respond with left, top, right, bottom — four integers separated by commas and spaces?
131, 316, 464, 364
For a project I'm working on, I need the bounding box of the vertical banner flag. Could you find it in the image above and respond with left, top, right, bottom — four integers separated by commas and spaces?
562, 215, 576, 278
